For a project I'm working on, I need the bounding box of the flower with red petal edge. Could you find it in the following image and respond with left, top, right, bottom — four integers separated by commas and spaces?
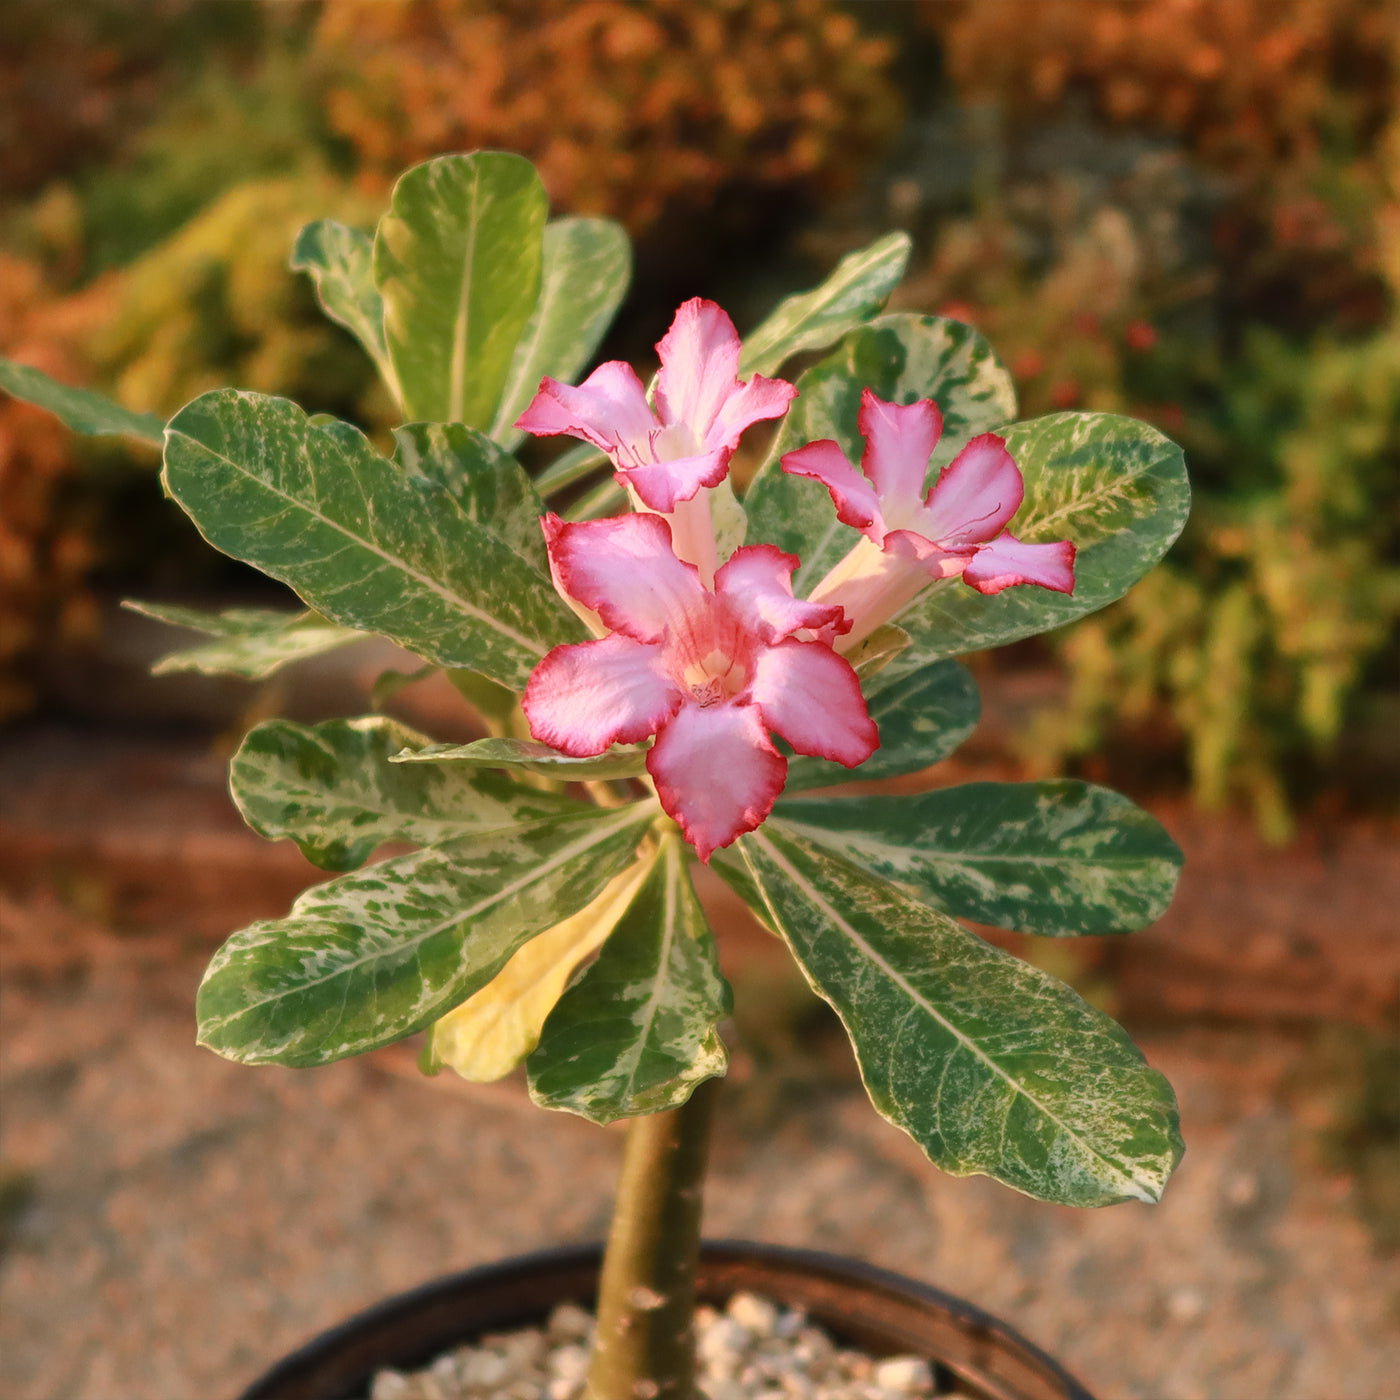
516, 298, 795, 515
781, 388, 1075, 648
523, 513, 877, 862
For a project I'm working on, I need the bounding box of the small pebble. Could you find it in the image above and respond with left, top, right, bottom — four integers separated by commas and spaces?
458, 1348, 510, 1389
728, 1292, 780, 1337
547, 1302, 594, 1343
872, 1357, 933, 1393
370, 1371, 412, 1400
548, 1343, 591, 1385
774, 1309, 806, 1340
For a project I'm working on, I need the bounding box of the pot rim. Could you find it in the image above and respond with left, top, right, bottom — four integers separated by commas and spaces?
236, 1239, 1095, 1400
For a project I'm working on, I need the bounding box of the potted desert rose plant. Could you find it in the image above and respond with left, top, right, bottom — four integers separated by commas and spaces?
0, 151, 1191, 1400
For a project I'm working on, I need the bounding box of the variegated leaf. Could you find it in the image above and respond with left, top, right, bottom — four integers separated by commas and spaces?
772, 781, 1182, 936
196, 799, 657, 1067
533, 439, 610, 500
745, 314, 1018, 593
289, 220, 398, 401
710, 476, 748, 562
737, 825, 1183, 1206
423, 860, 650, 1082
391, 736, 649, 780
391, 420, 547, 569
0, 356, 163, 445
230, 717, 579, 871
161, 390, 582, 688
489, 217, 632, 449
738, 232, 912, 376
847, 624, 911, 682
893, 412, 1191, 662
122, 601, 364, 680
375, 152, 546, 427
528, 834, 730, 1122
783, 658, 978, 793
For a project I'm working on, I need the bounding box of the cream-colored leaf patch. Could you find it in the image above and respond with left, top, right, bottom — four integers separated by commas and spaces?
425, 858, 651, 1082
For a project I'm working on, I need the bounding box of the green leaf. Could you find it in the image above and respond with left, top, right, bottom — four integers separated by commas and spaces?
847, 624, 910, 681
709, 476, 748, 561
230, 716, 579, 871
161, 390, 581, 688
737, 826, 1183, 1206
121, 601, 364, 679
489, 217, 632, 449
391, 736, 650, 781
738, 232, 912, 377
424, 859, 650, 1082
783, 658, 979, 793
745, 314, 1018, 593
196, 798, 657, 1066
772, 781, 1183, 936
894, 412, 1191, 660
533, 440, 610, 499
529, 834, 730, 1122
375, 152, 547, 427
0, 356, 164, 445
391, 420, 547, 569
289, 220, 398, 402
565, 474, 626, 521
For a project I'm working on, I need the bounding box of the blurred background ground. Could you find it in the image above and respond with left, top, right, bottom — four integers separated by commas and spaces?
2, 3, 1399, 1398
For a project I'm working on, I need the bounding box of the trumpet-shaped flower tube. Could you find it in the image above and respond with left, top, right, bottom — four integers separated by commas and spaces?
782, 390, 1075, 648
523, 513, 878, 861
516, 298, 796, 583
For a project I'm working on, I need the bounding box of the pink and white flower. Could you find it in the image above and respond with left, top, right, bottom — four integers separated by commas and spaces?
517, 298, 795, 512
523, 513, 878, 861
515, 298, 796, 584
782, 389, 1076, 648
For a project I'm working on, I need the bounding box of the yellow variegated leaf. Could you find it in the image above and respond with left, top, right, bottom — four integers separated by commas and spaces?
425, 857, 651, 1082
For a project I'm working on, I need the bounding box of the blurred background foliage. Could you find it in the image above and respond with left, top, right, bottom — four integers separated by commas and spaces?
1, 0, 1396, 836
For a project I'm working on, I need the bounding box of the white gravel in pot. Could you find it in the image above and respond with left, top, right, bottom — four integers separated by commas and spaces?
368, 1292, 965, 1400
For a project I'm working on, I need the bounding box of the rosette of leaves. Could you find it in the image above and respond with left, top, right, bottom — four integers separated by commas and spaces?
1, 151, 1190, 1209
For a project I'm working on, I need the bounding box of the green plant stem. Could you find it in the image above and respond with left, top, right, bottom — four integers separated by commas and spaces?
587, 1076, 720, 1400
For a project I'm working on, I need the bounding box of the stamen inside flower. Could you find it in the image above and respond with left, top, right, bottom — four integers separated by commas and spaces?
682, 649, 748, 706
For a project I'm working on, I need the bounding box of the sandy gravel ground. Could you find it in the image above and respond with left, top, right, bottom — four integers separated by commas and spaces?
2, 727, 1398, 1400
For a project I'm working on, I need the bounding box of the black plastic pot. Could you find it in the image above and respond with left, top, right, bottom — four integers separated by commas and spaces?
237, 1241, 1094, 1400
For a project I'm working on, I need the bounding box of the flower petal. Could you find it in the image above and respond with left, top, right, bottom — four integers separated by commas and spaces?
547, 513, 708, 644
647, 701, 786, 862
523, 634, 678, 756
619, 449, 729, 512
919, 432, 1023, 547
705, 373, 797, 453
882, 528, 973, 580
653, 298, 743, 442
858, 389, 943, 506
962, 532, 1076, 595
515, 362, 656, 457
750, 639, 878, 767
780, 439, 882, 535
715, 544, 848, 641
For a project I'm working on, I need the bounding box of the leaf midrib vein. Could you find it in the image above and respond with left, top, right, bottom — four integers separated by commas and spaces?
167, 425, 546, 658
448, 163, 482, 424
773, 816, 1161, 869
206, 801, 656, 1025
744, 829, 1148, 1195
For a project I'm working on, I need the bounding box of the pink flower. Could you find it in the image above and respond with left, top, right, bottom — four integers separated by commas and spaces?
523, 513, 878, 861
782, 389, 1075, 648
515, 298, 796, 514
